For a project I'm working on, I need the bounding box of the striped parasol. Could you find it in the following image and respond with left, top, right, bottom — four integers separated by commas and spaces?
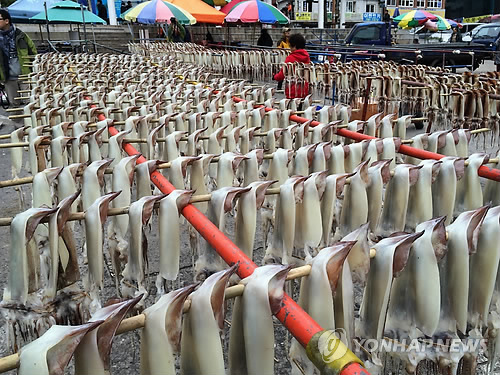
394, 10, 437, 29
123, 0, 196, 24
225, 0, 289, 24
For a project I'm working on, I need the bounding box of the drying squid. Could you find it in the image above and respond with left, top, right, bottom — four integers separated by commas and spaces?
466, 205, 500, 329
135, 160, 161, 199
342, 224, 371, 285
264, 176, 305, 265
362, 139, 383, 165
405, 159, 442, 231
180, 265, 237, 375
82, 159, 113, 211
378, 164, 421, 237
216, 152, 247, 189
195, 187, 249, 280
295, 171, 327, 260
293, 144, 317, 176
432, 157, 465, 225
243, 149, 264, 187
122, 195, 164, 304
229, 265, 289, 375
358, 232, 423, 340
455, 153, 488, 215
169, 156, 199, 189
290, 242, 356, 375
50, 136, 73, 168
339, 160, 370, 237
484, 149, 500, 206
378, 114, 395, 139
74, 296, 141, 375
438, 206, 488, 335
157, 190, 194, 292
366, 159, 391, 232
29, 135, 50, 175
108, 130, 130, 167
19, 322, 102, 375
235, 180, 275, 260
380, 137, 401, 170
311, 142, 332, 173
190, 154, 216, 212
394, 115, 412, 140
6, 207, 56, 304
85, 191, 121, 296
320, 173, 351, 247
164, 131, 187, 163
344, 142, 365, 173
33, 167, 62, 209
10, 126, 26, 178
364, 113, 383, 137
385, 217, 446, 340
57, 163, 83, 212
268, 148, 294, 187
141, 285, 197, 375
47, 191, 81, 298
328, 144, 348, 175
405, 134, 428, 165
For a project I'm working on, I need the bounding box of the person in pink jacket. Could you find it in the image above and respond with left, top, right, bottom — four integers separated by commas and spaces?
273, 33, 311, 99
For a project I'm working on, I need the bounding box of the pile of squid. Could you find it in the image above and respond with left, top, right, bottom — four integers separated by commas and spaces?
2, 50, 500, 375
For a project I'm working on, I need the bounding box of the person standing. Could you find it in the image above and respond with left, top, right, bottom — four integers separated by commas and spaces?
0, 9, 36, 107
168, 17, 185, 42
273, 33, 310, 98
495, 35, 500, 72
277, 27, 291, 49
257, 28, 273, 47
97, 0, 108, 23
449, 26, 462, 43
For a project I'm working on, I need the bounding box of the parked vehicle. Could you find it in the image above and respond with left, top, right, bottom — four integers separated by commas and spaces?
317, 22, 492, 69
470, 23, 500, 50
461, 23, 482, 42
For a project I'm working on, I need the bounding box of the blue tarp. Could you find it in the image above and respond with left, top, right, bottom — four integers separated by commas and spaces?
8, 0, 61, 20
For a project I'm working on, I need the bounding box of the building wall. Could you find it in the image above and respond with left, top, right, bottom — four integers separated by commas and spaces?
385, 0, 447, 18
339, 0, 382, 27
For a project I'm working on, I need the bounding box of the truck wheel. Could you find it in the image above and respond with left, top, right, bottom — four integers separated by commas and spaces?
430, 59, 441, 68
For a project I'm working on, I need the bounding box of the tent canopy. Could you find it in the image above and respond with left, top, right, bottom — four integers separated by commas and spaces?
166, 0, 226, 24
30, 1, 106, 24
8, 0, 60, 20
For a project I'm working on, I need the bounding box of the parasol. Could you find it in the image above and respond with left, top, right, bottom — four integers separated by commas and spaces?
123, 0, 196, 24
225, 0, 289, 24
393, 10, 437, 29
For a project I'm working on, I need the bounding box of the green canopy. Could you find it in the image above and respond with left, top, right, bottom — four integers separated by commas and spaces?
30, 0, 106, 24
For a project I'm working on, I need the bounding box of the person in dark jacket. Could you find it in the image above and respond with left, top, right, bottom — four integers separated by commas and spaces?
273, 33, 310, 98
257, 28, 273, 47
0, 9, 36, 106
97, 0, 108, 23
449, 26, 462, 43
495, 35, 500, 72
